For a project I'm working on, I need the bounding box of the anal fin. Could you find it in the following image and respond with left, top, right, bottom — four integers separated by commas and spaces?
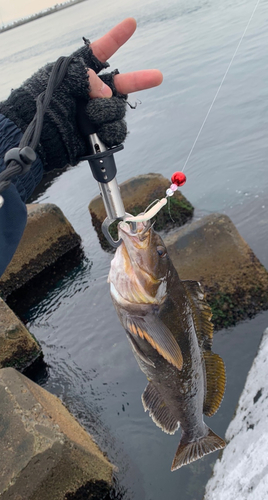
142, 382, 179, 435
203, 351, 226, 417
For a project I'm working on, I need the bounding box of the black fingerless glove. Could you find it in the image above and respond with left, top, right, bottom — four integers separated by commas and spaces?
0, 39, 128, 172
85, 70, 127, 148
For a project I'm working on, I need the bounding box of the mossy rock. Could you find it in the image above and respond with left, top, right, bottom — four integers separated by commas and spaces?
164, 213, 268, 330
207, 284, 268, 330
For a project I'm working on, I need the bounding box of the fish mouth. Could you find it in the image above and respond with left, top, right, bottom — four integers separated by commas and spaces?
118, 220, 151, 243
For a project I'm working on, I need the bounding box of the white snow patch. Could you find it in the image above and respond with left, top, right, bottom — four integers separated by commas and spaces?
204, 328, 268, 500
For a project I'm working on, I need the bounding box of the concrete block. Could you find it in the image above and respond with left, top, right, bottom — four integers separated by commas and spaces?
0, 298, 41, 371
164, 213, 268, 329
0, 204, 81, 298
0, 368, 113, 500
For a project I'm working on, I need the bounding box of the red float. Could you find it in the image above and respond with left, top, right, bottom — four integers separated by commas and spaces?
171, 171, 186, 187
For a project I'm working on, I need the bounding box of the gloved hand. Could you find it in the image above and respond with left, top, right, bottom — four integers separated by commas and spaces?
0, 39, 127, 172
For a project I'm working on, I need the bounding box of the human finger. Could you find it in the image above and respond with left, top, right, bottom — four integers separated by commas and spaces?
88, 68, 113, 98
90, 18, 137, 62
114, 69, 163, 94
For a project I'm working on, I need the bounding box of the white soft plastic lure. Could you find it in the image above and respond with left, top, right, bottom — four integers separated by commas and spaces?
124, 198, 167, 223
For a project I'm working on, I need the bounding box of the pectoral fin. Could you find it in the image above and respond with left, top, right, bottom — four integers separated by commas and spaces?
126, 315, 183, 371
126, 333, 155, 367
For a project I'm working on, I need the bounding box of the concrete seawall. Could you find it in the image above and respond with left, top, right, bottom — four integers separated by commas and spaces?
204, 328, 268, 499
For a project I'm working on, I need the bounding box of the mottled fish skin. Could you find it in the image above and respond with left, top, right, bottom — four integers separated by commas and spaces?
108, 221, 226, 470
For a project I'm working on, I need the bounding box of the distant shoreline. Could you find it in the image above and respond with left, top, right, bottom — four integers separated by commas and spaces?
0, 0, 86, 33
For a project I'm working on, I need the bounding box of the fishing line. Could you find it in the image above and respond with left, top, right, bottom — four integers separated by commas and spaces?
167, 196, 175, 223
181, 0, 261, 173
125, 0, 261, 227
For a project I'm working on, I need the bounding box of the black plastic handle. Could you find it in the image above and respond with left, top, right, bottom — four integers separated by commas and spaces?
76, 99, 96, 141
80, 144, 123, 183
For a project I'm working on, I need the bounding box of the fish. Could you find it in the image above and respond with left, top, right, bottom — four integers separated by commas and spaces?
108, 220, 226, 471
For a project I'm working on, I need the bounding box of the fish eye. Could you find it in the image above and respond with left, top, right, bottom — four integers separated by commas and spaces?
156, 246, 167, 257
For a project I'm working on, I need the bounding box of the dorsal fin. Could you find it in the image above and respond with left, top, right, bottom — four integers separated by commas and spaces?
181, 281, 225, 416
142, 382, 179, 435
203, 351, 226, 417
182, 280, 214, 350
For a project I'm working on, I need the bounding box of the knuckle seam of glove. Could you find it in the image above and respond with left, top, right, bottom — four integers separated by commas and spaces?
74, 40, 109, 74
99, 69, 127, 100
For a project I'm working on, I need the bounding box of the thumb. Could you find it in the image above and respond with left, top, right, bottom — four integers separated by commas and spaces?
87, 68, 112, 98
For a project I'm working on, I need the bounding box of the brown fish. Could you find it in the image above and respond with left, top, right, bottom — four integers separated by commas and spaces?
108, 221, 226, 470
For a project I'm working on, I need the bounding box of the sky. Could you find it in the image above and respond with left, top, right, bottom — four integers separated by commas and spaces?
0, 0, 59, 24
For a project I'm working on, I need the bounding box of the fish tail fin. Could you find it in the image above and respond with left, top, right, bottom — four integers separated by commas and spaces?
171, 427, 225, 471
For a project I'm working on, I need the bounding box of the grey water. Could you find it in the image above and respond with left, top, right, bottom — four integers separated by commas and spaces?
1, 0, 268, 498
